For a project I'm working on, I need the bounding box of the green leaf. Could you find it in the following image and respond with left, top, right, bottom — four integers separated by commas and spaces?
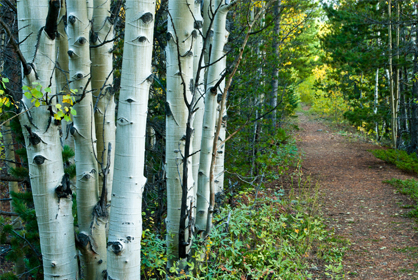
64, 115, 71, 122
44, 87, 51, 93
34, 100, 41, 107
32, 90, 43, 99
70, 107, 77, 116
24, 92, 32, 99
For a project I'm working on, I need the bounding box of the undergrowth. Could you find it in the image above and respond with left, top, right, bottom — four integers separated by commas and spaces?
371, 149, 418, 175
140, 183, 349, 279
384, 178, 418, 218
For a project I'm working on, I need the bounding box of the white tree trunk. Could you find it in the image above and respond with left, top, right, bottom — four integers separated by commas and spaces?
196, 0, 232, 235
106, 0, 156, 278
56, 1, 73, 150
91, 0, 116, 210
66, 1, 106, 278
166, 0, 195, 266
17, 1, 78, 278
270, 0, 281, 129
191, 0, 205, 218
214, 84, 227, 195
374, 68, 379, 139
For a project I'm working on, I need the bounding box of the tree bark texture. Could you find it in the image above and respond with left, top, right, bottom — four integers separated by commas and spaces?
17, 1, 78, 278
92, 0, 116, 206
66, 1, 106, 278
166, 0, 195, 265
196, 0, 232, 235
106, 0, 156, 278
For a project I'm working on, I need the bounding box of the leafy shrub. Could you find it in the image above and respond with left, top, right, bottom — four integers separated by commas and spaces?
371, 149, 418, 174
141, 189, 348, 279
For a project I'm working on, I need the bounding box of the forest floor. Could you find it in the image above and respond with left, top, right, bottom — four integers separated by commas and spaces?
296, 106, 418, 279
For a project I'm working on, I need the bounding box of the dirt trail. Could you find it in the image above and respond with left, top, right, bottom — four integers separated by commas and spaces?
297, 109, 418, 280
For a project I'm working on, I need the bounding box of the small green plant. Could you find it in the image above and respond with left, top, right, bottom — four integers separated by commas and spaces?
384, 178, 418, 218
371, 149, 418, 174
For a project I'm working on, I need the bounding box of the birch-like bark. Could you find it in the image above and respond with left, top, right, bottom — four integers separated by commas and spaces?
374, 68, 379, 139
192, 0, 205, 215
55, 1, 73, 150
270, 0, 281, 129
106, 0, 156, 278
411, 6, 418, 153
17, 1, 78, 278
196, 0, 233, 234
395, 0, 400, 146
166, 0, 194, 265
66, 1, 106, 278
388, 0, 397, 148
91, 0, 116, 208
214, 106, 226, 195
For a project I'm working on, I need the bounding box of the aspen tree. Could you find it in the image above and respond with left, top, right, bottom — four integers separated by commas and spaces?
16, 0, 78, 278
66, 0, 107, 277
192, 0, 205, 218
106, 0, 156, 278
196, 0, 234, 235
91, 0, 116, 205
166, 0, 195, 265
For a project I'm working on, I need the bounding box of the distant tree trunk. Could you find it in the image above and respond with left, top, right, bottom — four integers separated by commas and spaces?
214, 107, 226, 195
374, 69, 379, 140
388, 0, 397, 148
17, 1, 78, 278
410, 11, 418, 153
106, 0, 156, 278
270, 0, 281, 129
2, 121, 25, 276
66, 1, 106, 278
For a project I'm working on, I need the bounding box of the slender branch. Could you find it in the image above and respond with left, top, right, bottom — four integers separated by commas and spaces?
0, 210, 18, 216
0, 18, 31, 75
0, 104, 35, 128
0, 175, 26, 182
2, 0, 17, 12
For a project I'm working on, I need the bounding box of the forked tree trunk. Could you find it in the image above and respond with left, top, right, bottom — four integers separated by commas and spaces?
66, 1, 106, 278
17, 1, 78, 278
196, 0, 233, 235
91, 0, 115, 206
166, 0, 195, 266
106, 0, 156, 278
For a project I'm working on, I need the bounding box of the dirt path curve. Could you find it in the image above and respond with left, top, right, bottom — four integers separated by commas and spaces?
296, 108, 418, 280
